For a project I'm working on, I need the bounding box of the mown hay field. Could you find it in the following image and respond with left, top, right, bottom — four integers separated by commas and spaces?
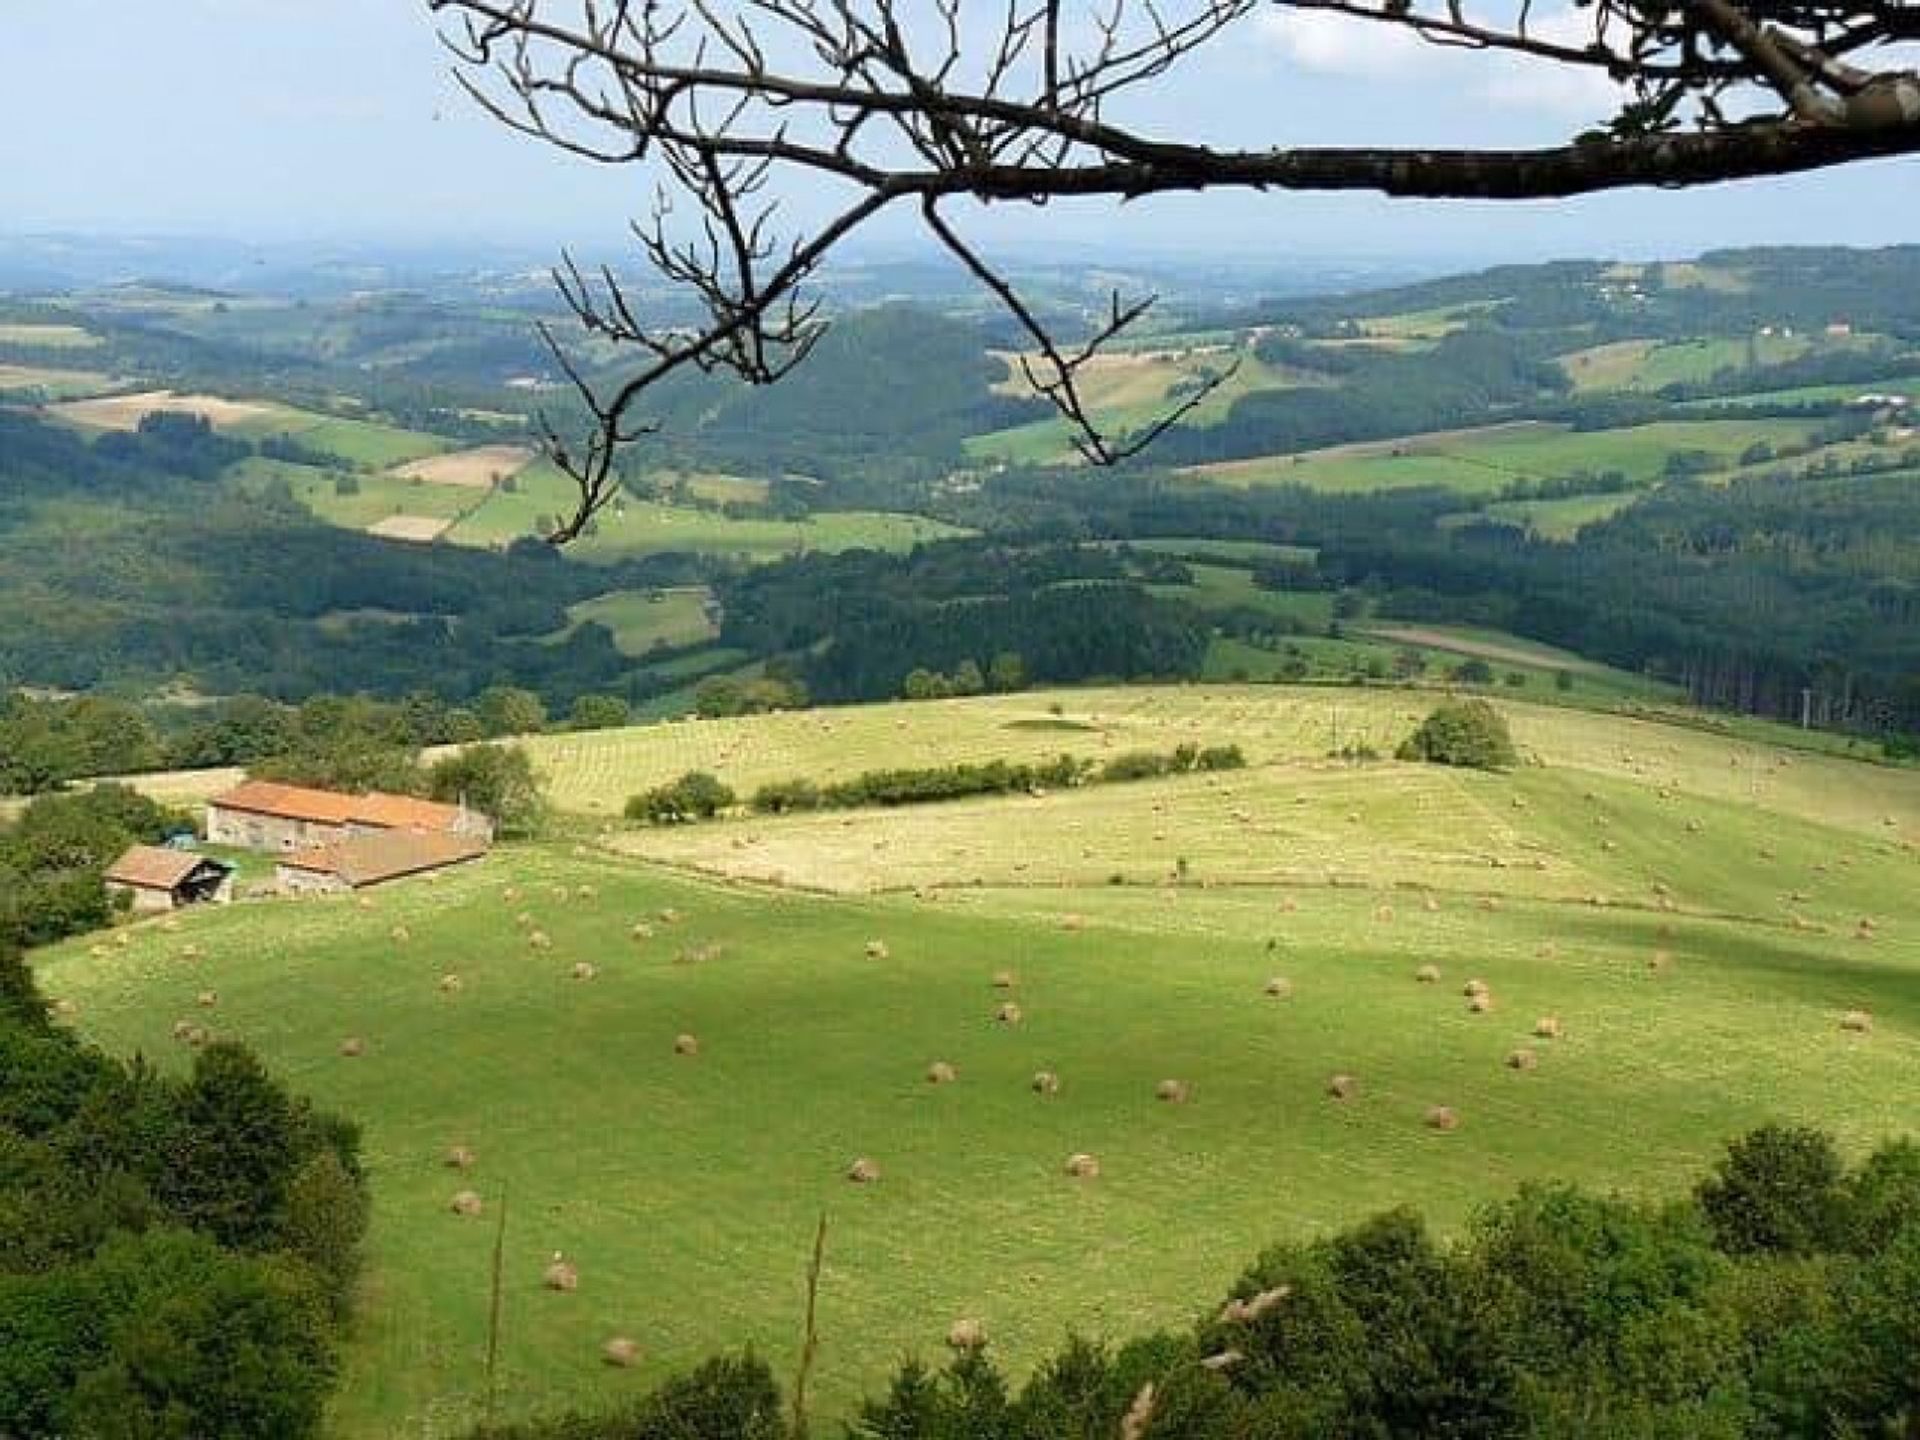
519, 684, 1916, 831
36, 729, 1920, 1436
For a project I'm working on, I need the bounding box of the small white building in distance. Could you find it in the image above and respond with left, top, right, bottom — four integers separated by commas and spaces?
104, 846, 235, 914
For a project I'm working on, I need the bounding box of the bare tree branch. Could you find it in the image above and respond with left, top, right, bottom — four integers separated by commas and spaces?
429, 0, 1920, 542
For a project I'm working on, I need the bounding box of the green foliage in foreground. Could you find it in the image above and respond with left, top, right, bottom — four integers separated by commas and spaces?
464, 1127, 1920, 1440
1398, 699, 1521, 771
0, 952, 368, 1439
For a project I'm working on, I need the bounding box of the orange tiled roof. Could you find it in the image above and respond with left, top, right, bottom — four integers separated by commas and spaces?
347, 792, 466, 832
210, 781, 466, 833
104, 844, 206, 891
280, 830, 487, 888
209, 780, 360, 825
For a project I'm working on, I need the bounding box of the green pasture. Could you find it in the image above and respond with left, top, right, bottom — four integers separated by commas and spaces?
37, 684, 1920, 1436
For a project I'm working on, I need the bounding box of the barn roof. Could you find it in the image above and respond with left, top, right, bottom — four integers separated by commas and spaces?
209, 780, 360, 825
279, 830, 487, 888
210, 780, 467, 833
105, 844, 221, 891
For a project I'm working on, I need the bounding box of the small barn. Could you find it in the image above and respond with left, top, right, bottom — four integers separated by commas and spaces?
276, 830, 488, 896
104, 846, 235, 914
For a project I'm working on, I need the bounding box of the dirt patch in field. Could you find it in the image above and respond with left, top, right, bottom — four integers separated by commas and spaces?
49, 389, 281, 432
368, 515, 456, 543
1360, 626, 1605, 676
389, 445, 536, 489
1186, 421, 1557, 479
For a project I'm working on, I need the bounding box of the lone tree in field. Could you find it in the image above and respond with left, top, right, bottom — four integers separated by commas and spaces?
1398, 699, 1520, 770
431, 0, 1920, 541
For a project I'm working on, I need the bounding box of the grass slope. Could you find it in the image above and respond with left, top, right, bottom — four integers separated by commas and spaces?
35, 700, 1920, 1435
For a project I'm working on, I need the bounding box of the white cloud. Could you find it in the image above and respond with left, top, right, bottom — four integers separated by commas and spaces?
1253, 4, 1621, 120
1253, 9, 1433, 77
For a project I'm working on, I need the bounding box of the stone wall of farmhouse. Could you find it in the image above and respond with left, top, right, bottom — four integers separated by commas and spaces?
207, 806, 346, 854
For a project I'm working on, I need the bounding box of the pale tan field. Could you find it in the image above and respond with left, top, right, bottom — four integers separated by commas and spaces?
1362, 626, 1611, 676
48, 388, 289, 431
0, 321, 100, 348
366, 514, 456, 542
0, 364, 114, 397
1185, 421, 1555, 480
389, 444, 536, 489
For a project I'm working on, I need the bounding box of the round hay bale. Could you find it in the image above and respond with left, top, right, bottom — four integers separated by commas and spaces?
185, 1025, 210, 1048
1264, 976, 1293, 999
1467, 993, 1494, 1014
515, 911, 536, 928
1279, 897, 1298, 913
1064, 1152, 1101, 1179
357, 897, 375, 911
1841, 1009, 1874, 1033
674, 1033, 700, 1056
864, 939, 891, 960
89, 943, 110, 959
1425, 1105, 1461, 1132
501, 886, 521, 902
450, 1190, 484, 1217
528, 930, 552, 950
992, 970, 1017, 990
1061, 913, 1087, 932
946, 1318, 987, 1351
159, 917, 182, 933
390, 925, 411, 944
1534, 1015, 1563, 1040
170, 1018, 195, 1041
445, 1145, 477, 1170
1415, 964, 1442, 985
1155, 1079, 1191, 1104
571, 961, 597, 981
1327, 1073, 1357, 1101
631, 923, 655, 941
1506, 1048, 1539, 1072
926, 1061, 957, 1085
543, 1258, 580, 1292
439, 973, 464, 994
576, 884, 597, 900
339, 1037, 365, 1058
847, 1157, 881, 1185
182, 943, 203, 961
1649, 949, 1672, 973
1374, 904, 1395, 923
1478, 896, 1501, 913
658, 908, 684, 925
1031, 1070, 1060, 1095
995, 1002, 1023, 1025
603, 1337, 641, 1369
551, 884, 572, 902
1463, 978, 1489, 998
1422, 894, 1441, 913
195, 990, 218, 1009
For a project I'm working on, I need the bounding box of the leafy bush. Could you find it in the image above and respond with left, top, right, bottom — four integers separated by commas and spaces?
1396, 699, 1519, 770
628, 772, 736, 824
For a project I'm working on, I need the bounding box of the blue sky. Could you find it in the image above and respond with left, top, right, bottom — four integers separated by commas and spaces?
6, 0, 1917, 263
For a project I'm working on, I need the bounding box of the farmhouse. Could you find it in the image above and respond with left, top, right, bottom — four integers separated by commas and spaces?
206, 780, 495, 854
275, 829, 489, 895
104, 845, 235, 914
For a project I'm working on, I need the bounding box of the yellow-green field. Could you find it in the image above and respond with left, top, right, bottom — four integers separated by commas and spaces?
0, 321, 101, 349
558, 587, 720, 655
36, 683, 1920, 1438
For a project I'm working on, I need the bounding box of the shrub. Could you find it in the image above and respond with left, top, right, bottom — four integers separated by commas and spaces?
1697, 1125, 1848, 1256
751, 778, 823, 815
628, 771, 735, 824
1396, 699, 1518, 771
